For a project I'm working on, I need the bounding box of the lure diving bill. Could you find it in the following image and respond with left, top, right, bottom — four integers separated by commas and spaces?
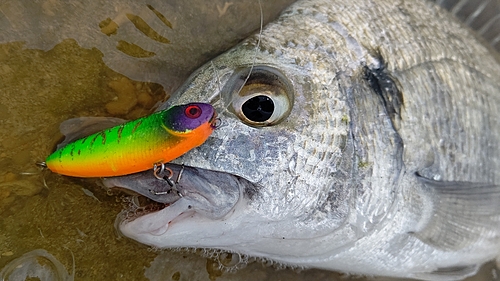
45, 103, 217, 177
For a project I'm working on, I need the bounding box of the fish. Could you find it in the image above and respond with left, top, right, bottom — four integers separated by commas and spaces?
101, 0, 500, 280
45, 103, 217, 177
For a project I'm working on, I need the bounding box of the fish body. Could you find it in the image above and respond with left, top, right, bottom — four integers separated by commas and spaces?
46, 103, 216, 177
105, 0, 500, 280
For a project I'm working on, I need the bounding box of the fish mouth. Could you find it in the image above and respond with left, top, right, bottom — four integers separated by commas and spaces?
103, 163, 247, 236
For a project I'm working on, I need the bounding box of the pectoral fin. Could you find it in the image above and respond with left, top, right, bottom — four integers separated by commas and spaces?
57, 117, 127, 149
413, 174, 500, 251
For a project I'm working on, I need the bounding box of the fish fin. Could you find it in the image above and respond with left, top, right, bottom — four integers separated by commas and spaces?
57, 117, 127, 149
411, 265, 479, 281
413, 174, 500, 251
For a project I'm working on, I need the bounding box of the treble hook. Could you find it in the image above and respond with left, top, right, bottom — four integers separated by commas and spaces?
175, 164, 185, 184
150, 162, 183, 197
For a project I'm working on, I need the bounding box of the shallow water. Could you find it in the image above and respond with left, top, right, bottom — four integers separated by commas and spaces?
0, 1, 499, 281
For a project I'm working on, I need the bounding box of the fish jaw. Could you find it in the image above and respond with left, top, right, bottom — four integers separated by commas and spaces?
118, 195, 252, 250
110, 163, 354, 264
112, 166, 310, 257
117, 196, 330, 261
112, 165, 255, 248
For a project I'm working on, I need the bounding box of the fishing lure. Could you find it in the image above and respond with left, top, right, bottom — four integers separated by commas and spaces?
45, 103, 217, 177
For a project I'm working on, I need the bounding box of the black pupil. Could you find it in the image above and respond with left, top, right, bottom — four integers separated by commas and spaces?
241, 95, 274, 122
189, 107, 199, 116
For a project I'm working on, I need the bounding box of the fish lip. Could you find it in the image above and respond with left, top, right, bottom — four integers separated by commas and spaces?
116, 197, 195, 237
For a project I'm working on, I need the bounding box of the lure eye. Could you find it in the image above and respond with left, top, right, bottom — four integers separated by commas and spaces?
224, 66, 294, 127
185, 105, 202, 119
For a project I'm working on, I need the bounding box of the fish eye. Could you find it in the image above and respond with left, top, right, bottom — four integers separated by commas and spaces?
224, 66, 294, 127
241, 95, 274, 122
184, 104, 202, 119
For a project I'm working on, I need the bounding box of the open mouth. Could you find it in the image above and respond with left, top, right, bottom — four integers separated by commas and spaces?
103, 163, 247, 235
116, 194, 169, 222
115, 195, 198, 236
104, 164, 194, 225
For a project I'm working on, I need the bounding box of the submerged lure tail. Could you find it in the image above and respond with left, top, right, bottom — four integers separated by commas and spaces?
45, 103, 217, 177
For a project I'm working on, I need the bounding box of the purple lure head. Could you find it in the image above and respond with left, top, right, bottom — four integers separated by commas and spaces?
163, 103, 216, 132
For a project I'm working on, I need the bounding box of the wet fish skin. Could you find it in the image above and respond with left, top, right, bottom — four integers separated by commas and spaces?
114, 0, 500, 280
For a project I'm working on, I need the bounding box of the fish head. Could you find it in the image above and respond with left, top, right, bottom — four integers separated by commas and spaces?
109, 31, 358, 261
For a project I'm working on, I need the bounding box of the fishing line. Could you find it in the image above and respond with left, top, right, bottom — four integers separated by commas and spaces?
209, 0, 264, 116
208, 60, 224, 111
237, 0, 264, 98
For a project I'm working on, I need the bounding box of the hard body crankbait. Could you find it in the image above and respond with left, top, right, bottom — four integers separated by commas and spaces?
45, 103, 217, 177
